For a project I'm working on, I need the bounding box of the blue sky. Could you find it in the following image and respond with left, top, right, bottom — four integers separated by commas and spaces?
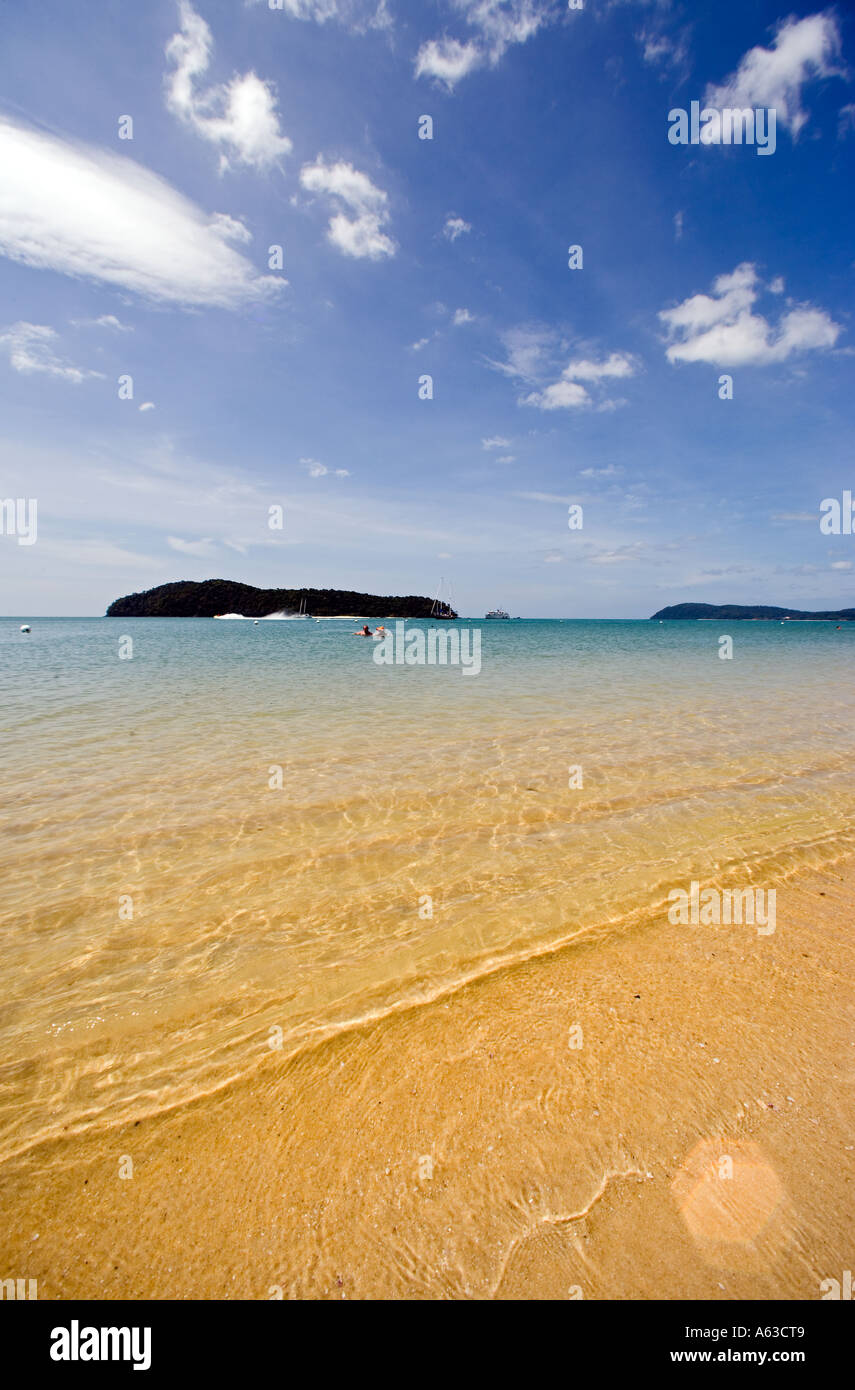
0, 0, 853, 616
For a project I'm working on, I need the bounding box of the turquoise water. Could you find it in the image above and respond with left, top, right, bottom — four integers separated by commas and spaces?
1, 616, 853, 1158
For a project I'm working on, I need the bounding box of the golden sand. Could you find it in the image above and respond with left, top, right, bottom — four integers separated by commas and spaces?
2, 856, 852, 1300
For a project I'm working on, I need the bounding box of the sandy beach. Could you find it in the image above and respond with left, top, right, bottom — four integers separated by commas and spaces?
2, 853, 852, 1300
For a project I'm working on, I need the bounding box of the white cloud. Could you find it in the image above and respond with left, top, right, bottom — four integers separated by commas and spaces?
165, 1, 292, 171
300, 457, 350, 477
488, 327, 638, 409
482, 436, 511, 449
0, 322, 102, 382
299, 157, 395, 260
487, 325, 554, 382
580, 465, 622, 478
453, 308, 474, 325
92, 314, 133, 332
660, 262, 842, 366
415, 38, 482, 89
524, 378, 589, 410
417, 0, 558, 88
444, 215, 472, 241
139, 401, 156, 412
168, 535, 217, 556
496, 455, 515, 464
409, 337, 431, 351
839, 104, 855, 139
589, 543, 644, 566
253, 0, 391, 31
831, 560, 852, 570
415, 2, 553, 87
638, 25, 689, 74
523, 351, 639, 410
705, 12, 843, 140
674, 210, 684, 241
559, 352, 637, 383
0, 118, 284, 308
514, 491, 578, 504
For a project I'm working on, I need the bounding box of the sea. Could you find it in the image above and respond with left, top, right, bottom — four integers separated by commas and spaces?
1, 616, 853, 1162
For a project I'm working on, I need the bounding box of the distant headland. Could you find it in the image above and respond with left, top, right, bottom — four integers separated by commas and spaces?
651, 603, 855, 621
106, 580, 457, 620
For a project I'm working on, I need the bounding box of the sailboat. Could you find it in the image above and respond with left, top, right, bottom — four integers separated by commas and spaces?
279, 596, 310, 620
430, 577, 456, 621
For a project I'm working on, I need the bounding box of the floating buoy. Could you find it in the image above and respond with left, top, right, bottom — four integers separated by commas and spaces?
20, 624, 30, 633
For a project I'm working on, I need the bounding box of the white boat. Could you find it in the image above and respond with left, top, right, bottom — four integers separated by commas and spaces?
214, 598, 310, 621
485, 608, 510, 620
276, 597, 309, 620
430, 576, 456, 620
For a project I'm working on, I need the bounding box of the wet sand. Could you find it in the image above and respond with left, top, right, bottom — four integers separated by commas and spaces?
2, 857, 852, 1300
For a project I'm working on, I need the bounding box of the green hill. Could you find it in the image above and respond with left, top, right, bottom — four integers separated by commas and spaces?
651, 603, 855, 621
106, 579, 456, 620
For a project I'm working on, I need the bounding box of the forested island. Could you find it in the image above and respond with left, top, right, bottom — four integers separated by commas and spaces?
651, 603, 855, 621
106, 579, 457, 619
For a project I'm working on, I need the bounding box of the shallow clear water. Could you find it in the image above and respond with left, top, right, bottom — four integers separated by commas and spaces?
1, 616, 853, 1159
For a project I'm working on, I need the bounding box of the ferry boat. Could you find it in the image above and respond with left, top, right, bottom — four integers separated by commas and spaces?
485, 608, 510, 620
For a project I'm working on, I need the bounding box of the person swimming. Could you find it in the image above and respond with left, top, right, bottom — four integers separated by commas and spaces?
353, 623, 374, 636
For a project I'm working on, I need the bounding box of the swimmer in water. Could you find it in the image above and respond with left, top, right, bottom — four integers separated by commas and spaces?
353, 623, 373, 636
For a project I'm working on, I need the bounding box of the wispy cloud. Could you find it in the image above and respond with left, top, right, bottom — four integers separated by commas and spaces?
0, 322, 103, 382
522, 351, 639, 411
168, 535, 218, 556
487, 325, 554, 382
299, 157, 395, 259
72, 314, 133, 332
415, 0, 555, 89
251, 0, 392, 32
705, 12, 843, 140
0, 118, 285, 308
415, 37, 482, 89
443, 214, 472, 241
300, 457, 350, 477
165, 1, 292, 171
637, 22, 689, 77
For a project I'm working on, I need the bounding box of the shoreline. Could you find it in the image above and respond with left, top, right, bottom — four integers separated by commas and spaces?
2, 852, 853, 1300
